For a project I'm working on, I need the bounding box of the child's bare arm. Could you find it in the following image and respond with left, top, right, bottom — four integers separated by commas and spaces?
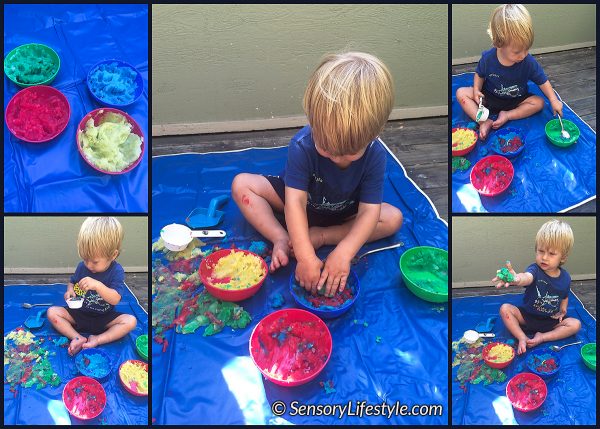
285, 186, 323, 293
319, 202, 380, 295
538, 80, 564, 116
78, 277, 121, 305
492, 261, 533, 288
64, 282, 76, 300
552, 296, 568, 321
473, 74, 485, 101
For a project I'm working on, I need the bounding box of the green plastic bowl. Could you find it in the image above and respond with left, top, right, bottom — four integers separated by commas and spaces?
545, 118, 580, 147
136, 334, 148, 361
581, 343, 596, 371
4, 43, 60, 87
399, 246, 448, 303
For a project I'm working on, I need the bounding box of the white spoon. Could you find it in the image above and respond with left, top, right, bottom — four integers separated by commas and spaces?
557, 115, 570, 139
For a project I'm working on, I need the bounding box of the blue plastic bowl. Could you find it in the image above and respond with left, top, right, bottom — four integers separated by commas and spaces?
490, 127, 526, 159
86, 59, 143, 108
289, 270, 359, 319
526, 348, 560, 378
75, 348, 112, 381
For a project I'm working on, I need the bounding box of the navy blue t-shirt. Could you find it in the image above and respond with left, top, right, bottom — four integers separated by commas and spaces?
522, 263, 570, 317
476, 47, 548, 99
70, 261, 125, 314
283, 125, 386, 216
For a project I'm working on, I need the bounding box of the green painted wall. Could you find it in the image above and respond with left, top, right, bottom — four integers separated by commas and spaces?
452, 217, 596, 286
152, 4, 448, 125
4, 217, 147, 272
452, 4, 596, 60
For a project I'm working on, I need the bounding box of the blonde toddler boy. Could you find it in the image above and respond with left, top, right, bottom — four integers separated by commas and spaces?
47, 217, 137, 355
232, 52, 403, 297
456, 4, 564, 140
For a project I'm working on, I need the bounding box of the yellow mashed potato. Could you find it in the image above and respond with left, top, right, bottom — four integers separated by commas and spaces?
452, 128, 477, 151
211, 250, 266, 290
487, 343, 514, 363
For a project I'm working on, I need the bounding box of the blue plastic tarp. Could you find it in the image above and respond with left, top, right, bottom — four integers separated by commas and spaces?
3, 283, 148, 425
452, 291, 596, 425
452, 72, 596, 213
4, 4, 148, 213
151, 144, 449, 424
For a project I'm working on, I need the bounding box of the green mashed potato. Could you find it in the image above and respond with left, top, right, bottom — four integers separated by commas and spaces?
78, 111, 143, 172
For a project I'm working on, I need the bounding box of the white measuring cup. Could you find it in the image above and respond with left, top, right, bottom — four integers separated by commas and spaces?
476, 97, 489, 123
463, 329, 495, 344
160, 223, 225, 251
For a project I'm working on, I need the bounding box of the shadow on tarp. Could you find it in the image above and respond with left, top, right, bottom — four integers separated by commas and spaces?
4, 4, 148, 213
3, 284, 148, 425
452, 72, 596, 213
452, 291, 596, 425
151, 144, 448, 424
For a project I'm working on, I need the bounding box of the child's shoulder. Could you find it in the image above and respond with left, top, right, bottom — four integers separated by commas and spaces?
290, 125, 313, 145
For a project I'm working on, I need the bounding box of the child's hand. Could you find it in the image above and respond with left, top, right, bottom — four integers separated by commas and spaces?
551, 99, 564, 118
64, 289, 76, 300
473, 89, 484, 104
551, 309, 566, 322
295, 255, 323, 294
78, 277, 102, 292
318, 249, 352, 297
492, 261, 518, 288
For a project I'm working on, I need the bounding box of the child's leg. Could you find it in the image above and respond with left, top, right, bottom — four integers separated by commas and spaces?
82, 314, 137, 349
455, 86, 494, 140
456, 87, 480, 119
492, 95, 544, 129
526, 317, 582, 348
499, 304, 529, 355
47, 306, 87, 355
306, 203, 403, 250
232, 173, 290, 271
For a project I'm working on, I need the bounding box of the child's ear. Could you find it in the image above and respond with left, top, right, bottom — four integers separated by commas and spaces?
112, 249, 119, 260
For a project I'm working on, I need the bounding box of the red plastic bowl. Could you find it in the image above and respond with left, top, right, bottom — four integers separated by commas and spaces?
199, 249, 268, 302
5, 85, 70, 143
452, 127, 478, 156
506, 372, 548, 412
470, 155, 514, 196
118, 359, 148, 396
76, 107, 145, 174
249, 308, 332, 386
482, 342, 515, 369
62, 376, 107, 420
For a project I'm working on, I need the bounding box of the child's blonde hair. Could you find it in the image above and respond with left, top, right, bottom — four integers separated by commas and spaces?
487, 4, 534, 50
77, 217, 123, 260
535, 220, 574, 263
303, 51, 394, 156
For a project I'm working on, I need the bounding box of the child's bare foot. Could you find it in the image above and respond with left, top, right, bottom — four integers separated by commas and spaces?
270, 239, 290, 272
82, 335, 101, 349
68, 336, 87, 356
492, 110, 510, 129
516, 338, 527, 355
526, 332, 545, 348
478, 119, 493, 140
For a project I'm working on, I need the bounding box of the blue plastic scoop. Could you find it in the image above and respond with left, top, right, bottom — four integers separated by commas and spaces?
25, 310, 45, 329
186, 195, 229, 228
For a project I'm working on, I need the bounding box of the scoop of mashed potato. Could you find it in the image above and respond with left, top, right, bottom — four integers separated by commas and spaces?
78, 111, 142, 172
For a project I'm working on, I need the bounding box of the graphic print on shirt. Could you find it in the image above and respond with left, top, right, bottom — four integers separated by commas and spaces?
494, 83, 521, 98
306, 172, 355, 213
532, 279, 560, 314
83, 291, 111, 313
